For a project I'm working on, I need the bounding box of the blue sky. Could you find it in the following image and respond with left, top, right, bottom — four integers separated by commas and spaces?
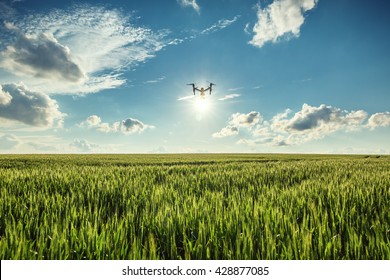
0, 0, 389, 153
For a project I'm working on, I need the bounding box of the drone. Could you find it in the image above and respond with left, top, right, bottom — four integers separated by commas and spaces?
187, 82, 215, 98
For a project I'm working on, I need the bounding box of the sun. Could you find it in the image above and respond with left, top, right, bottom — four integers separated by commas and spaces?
194, 97, 210, 112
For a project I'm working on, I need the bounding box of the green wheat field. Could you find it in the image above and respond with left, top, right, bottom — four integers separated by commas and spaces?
0, 154, 389, 260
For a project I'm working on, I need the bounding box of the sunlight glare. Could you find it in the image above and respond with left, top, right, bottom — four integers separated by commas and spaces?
194, 97, 210, 112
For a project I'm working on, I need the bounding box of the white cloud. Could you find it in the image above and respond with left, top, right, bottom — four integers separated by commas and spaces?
97, 122, 118, 133
0, 85, 12, 105
218, 94, 240, 101
81, 115, 119, 133
201, 16, 240, 35
177, 95, 195, 101
81, 115, 153, 134
0, 83, 64, 127
0, 28, 85, 83
274, 104, 367, 136
230, 111, 261, 127
121, 118, 153, 134
228, 87, 243, 91
244, 23, 251, 34
366, 112, 390, 130
0, 5, 168, 94
167, 15, 240, 47
212, 111, 260, 138
167, 38, 184, 45
214, 103, 390, 147
342, 110, 369, 131
4, 21, 17, 31
249, 0, 318, 47
178, 0, 200, 14
212, 126, 239, 138
70, 139, 98, 152
86, 115, 102, 127
267, 104, 368, 145
143, 76, 166, 84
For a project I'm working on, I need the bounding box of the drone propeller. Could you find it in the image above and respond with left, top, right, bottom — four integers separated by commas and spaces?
206, 81, 215, 94
187, 83, 196, 95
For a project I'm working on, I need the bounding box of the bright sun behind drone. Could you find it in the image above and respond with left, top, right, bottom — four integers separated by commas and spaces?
194, 97, 210, 112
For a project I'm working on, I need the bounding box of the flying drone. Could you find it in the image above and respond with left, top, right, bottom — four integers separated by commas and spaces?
187, 82, 215, 98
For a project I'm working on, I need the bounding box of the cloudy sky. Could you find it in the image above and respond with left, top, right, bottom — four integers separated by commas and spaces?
0, 0, 389, 153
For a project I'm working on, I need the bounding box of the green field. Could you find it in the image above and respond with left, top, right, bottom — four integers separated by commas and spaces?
0, 154, 389, 260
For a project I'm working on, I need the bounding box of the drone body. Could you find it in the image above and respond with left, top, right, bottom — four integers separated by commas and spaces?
187, 82, 215, 98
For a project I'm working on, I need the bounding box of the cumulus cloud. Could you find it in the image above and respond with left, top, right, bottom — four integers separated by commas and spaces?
212, 126, 239, 138
0, 5, 168, 94
121, 118, 152, 134
265, 104, 368, 145
86, 115, 102, 127
230, 111, 261, 127
214, 103, 390, 147
212, 111, 260, 138
0, 134, 20, 150
342, 110, 369, 131
81, 115, 119, 133
285, 104, 334, 131
0, 85, 12, 105
366, 112, 390, 130
0, 83, 64, 127
81, 115, 153, 134
70, 139, 98, 152
249, 0, 318, 47
0, 28, 85, 83
273, 104, 367, 136
178, 0, 200, 14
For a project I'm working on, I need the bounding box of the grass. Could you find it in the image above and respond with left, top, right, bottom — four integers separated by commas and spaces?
0, 154, 389, 259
